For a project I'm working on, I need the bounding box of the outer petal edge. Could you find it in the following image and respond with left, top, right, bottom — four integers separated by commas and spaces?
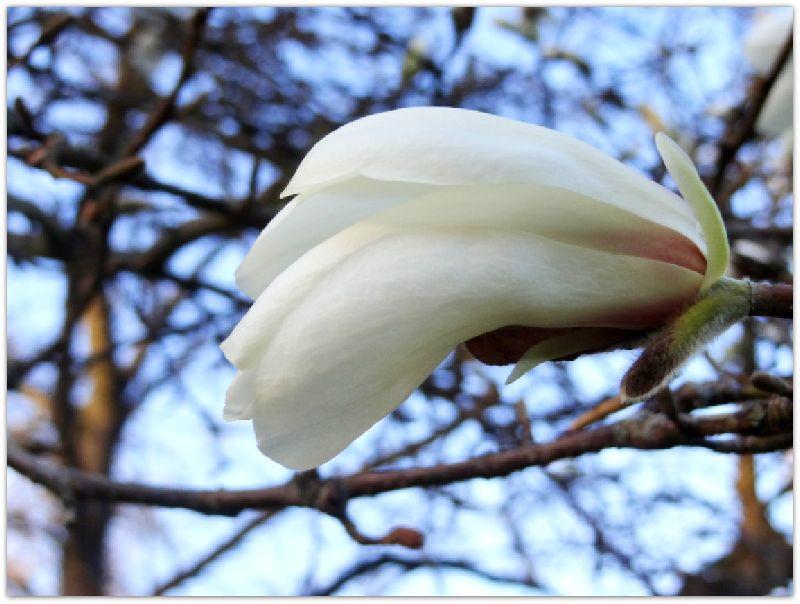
655, 132, 729, 292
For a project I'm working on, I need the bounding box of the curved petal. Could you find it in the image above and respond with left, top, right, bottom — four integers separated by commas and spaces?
238, 178, 706, 300
236, 178, 434, 299
221, 182, 705, 370
655, 133, 729, 292
281, 107, 704, 250
249, 230, 701, 470
505, 328, 633, 385
223, 370, 254, 420
466, 325, 577, 366
221, 184, 704, 469
756, 65, 793, 136
744, 11, 793, 137
745, 10, 793, 74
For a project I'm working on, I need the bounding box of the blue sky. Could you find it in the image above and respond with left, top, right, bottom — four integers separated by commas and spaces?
7, 6, 793, 595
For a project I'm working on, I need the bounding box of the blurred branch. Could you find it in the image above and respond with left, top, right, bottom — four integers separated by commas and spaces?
749, 281, 793, 319
152, 511, 276, 595
727, 223, 793, 245
110, 214, 238, 276
308, 552, 541, 596
9, 383, 792, 517
711, 32, 793, 197
122, 9, 211, 157
8, 12, 73, 69
8, 232, 62, 262
679, 453, 792, 595
546, 471, 657, 593
8, 136, 278, 222
8, 194, 68, 248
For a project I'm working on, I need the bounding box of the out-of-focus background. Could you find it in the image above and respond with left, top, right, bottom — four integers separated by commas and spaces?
6, 6, 793, 596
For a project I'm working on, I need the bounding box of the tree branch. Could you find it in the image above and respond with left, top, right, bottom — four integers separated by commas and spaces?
712, 32, 793, 196
9, 401, 792, 518
122, 9, 211, 157
750, 281, 793, 319
151, 511, 276, 595
308, 553, 541, 596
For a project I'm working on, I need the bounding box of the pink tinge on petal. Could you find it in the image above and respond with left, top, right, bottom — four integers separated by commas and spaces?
465, 326, 639, 366
582, 226, 707, 276
585, 289, 697, 330
465, 282, 699, 367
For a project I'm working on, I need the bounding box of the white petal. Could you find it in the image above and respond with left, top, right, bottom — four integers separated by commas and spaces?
235, 178, 434, 299
756, 64, 793, 136
221, 182, 705, 370
655, 133, 729, 292
252, 232, 701, 470
223, 371, 254, 420
282, 107, 703, 250
224, 189, 704, 470
745, 10, 793, 74
506, 328, 630, 385
744, 10, 793, 137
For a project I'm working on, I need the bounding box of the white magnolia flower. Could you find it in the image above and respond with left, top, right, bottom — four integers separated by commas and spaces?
744, 10, 794, 137
221, 107, 728, 470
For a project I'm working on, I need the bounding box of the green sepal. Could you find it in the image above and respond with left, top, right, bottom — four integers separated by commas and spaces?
620, 277, 751, 403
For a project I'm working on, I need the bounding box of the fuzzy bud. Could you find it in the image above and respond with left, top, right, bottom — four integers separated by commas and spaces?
621, 278, 752, 403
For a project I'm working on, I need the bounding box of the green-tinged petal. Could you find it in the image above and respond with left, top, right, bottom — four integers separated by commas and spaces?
655, 132, 729, 292
506, 328, 632, 385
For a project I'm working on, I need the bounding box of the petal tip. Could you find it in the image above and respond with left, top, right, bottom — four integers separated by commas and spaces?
655, 131, 729, 292
255, 435, 322, 471
506, 358, 542, 385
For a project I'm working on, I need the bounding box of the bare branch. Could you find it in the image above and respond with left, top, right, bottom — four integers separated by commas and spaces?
712, 32, 793, 196
152, 511, 276, 595
122, 9, 210, 157
9, 399, 792, 517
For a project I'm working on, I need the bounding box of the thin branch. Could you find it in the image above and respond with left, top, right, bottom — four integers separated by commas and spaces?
750, 281, 793, 319
308, 553, 541, 596
8, 404, 792, 517
694, 432, 792, 454
727, 223, 793, 245
122, 9, 210, 157
9, 12, 73, 69
151, 511, 276, 595
711, 32, 793, 196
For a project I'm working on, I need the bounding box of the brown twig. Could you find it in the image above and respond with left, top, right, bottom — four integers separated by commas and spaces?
308, 553, 540, 596
122, 9, 210, 157
9, 13, 73, 69
9, 403, 792, 518
727, 223, 794, 245
676, 396, 792, 437
151, 511, 276, 595
711, 32, 793, 197
567, 395, 626, 432
750, 281, 793, 319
